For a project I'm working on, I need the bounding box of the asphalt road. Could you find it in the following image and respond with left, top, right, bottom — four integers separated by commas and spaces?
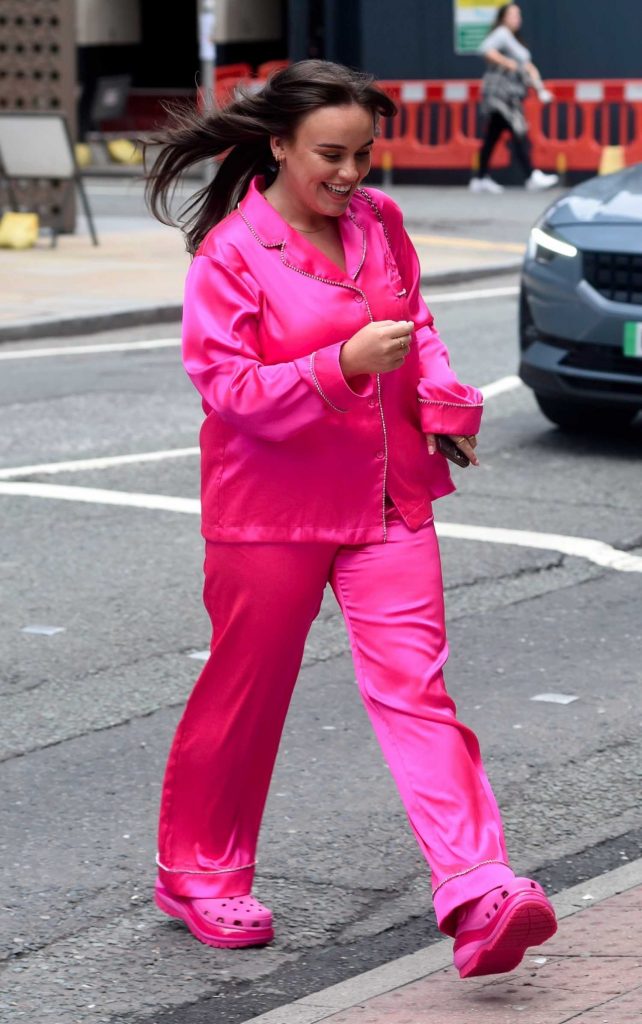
1, 281, 641, 1024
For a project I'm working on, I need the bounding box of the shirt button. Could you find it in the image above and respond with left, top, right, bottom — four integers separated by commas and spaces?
354, 294, 364, 303
368, 398, 377, 408
376, 450, 384, 460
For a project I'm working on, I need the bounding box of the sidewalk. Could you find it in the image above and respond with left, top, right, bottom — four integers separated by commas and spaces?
0, 219, 189, 342
0, 182, 530, 343
244, 860, 642, 1024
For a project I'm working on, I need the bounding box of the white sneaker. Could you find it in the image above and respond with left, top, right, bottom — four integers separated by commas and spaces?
526, 169, 559, 190
537, 88, 553, 104
469, 176, 504, 194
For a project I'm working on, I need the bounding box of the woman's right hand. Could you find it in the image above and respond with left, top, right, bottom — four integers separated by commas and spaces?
340, 320, 414, 378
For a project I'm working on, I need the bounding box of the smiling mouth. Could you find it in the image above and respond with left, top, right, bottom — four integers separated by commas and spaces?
323, 183, 352, 197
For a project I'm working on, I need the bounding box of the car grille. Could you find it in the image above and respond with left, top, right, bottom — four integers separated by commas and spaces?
561, 341, 642, 377
583, 251, 642, 305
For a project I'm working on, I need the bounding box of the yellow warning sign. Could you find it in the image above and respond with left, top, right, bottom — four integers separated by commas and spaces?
454, 0, 506, 54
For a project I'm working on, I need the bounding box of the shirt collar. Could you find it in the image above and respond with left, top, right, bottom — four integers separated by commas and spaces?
238, 176, 367, 282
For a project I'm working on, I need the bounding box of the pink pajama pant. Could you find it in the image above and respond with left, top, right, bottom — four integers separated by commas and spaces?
157, 507, 515, 936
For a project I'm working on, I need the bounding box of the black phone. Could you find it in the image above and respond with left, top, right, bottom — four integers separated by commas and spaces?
436, 435, 470, 468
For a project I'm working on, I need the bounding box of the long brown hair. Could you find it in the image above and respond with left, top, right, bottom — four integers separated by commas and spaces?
145, 60, 397, 254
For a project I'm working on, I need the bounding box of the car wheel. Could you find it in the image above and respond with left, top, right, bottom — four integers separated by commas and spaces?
534, 394, 639, 432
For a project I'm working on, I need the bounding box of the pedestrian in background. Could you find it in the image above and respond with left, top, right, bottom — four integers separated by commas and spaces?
470, 3, 559, 193
146, 59, 557, 978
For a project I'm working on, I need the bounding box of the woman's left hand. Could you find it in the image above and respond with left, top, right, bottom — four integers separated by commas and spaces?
425, 433, 480, 467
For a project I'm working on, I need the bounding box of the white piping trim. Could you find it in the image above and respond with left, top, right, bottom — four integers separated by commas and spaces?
237, 196, 390, 543
432, 859, 512, 896
376, 373, 388, 543
347, 210, 367, 281
156, 853, 256, 875
309, 351, 348, 414
418, 398, 484, 408
237, 204, 284, 248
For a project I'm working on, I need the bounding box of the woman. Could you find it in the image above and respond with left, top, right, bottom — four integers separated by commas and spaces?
145, 60, 557, 979
470, 3, 558, 193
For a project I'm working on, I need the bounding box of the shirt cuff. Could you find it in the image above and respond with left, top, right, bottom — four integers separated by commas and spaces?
310, 342, 373, 413
418, 397, 484, 436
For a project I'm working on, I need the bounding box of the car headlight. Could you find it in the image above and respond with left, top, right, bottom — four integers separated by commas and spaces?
527, 227, 578, 261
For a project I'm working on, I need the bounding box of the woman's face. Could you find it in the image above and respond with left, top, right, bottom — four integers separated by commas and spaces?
503, 4, 522, 31
272, 103, 374, 219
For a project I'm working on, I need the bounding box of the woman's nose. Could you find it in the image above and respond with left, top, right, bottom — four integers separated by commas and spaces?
338, 163, 359, 182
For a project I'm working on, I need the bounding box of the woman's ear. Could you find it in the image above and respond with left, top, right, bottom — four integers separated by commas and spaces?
270, 136, 287, 163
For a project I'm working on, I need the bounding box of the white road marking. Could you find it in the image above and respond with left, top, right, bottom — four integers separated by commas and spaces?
531, 693, 579, 705
0, 480, 640, 573
481, 374, 522, 399
0, 447, 199, 480
435, 522, 642, 573
0, 482, 199, 514
0, 337, 181, 361
425, 285, 520, 303
21, 625, 65, 636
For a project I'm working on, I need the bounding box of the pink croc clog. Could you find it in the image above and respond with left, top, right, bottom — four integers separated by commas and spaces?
154, 880, 274, 949
453, 876, 557, 979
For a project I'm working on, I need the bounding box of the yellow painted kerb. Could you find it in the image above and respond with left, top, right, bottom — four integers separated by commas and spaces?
410, 233, 525, 254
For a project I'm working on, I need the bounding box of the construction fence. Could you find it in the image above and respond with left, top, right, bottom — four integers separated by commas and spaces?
101, 71, 642, 176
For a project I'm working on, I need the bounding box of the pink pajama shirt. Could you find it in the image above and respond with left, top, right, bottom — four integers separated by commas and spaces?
157, 178, 515, 935
180, 178, 483, 543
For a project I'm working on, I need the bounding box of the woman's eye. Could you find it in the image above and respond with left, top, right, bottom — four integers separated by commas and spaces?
322, 153, 371, 161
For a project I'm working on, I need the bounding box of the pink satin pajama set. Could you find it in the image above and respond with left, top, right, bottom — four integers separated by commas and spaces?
157, 178, 516, 935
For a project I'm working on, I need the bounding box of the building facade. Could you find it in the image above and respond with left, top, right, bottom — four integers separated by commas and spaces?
291, 0, 642, 82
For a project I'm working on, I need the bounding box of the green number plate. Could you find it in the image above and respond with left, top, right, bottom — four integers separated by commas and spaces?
623, 321, 642, 357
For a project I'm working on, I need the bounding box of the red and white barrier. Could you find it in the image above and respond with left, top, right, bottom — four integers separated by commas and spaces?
124, 70, 642, 176
373, 78, 642, 173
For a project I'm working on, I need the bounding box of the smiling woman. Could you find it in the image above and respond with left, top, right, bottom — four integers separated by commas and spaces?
145, 60, 393, 256
263, 103, 375, 272
143, 59, 557, 974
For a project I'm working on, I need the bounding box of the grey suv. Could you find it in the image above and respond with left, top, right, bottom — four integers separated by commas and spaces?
519, 164, 642, 430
